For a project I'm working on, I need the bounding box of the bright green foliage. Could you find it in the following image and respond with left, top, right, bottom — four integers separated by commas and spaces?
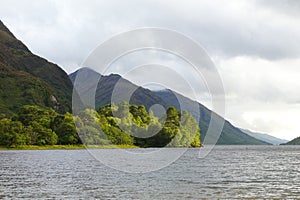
97, 103, 201, 147
15, 105, 58, 145
97, 104, 134, 145
169, 111, 201, 147
31, 121, 57, 145
76, 109, 108, 145
101, 126, 134, 145
52, 113, 79, 144
0, 103, 201, 147
0, 106, 59, 146
15, 105, 57, 127
0, 118, 29, 146
130, 105, 150, 126
132, 107, 201, 147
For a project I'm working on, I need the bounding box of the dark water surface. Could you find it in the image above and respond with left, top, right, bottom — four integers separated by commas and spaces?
0, 146, 299, 199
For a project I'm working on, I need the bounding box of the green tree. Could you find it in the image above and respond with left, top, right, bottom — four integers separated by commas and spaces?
77, 109, 109, 145
31, 121, 57, 145
52, 113, 80, 144
16, 105, 57, 127
0, 118, 29, 146
179, 111, 201, 147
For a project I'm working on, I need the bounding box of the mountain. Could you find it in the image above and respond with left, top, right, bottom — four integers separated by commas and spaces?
284, 137, 300, 145
0, 20, 73, 115
70, 68, 270, 145
69, 68, 168, 110
241, 129, 288, 145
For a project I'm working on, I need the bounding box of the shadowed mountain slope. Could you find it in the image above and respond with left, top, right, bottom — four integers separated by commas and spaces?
0, 20, 73, 115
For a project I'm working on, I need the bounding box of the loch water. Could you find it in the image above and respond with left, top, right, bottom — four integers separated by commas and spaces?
0, 145, 299, 199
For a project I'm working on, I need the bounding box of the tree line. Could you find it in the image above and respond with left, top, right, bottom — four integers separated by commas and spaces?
0, 103, 201, 147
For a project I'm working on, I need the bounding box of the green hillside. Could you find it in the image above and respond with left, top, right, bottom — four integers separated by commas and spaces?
0, 20, 73, 115
0, 62, 55, 115
284, 137, 300, 145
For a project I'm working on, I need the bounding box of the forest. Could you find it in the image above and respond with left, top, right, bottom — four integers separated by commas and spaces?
0, 103, 201, 148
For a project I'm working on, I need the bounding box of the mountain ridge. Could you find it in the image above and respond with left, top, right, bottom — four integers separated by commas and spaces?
69, 68, 169, 110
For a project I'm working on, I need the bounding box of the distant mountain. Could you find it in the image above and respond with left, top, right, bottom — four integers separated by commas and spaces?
0, 20, 73, 115
284, 137, 300, 145
240, 129, 288, 145
70, 68, 269, 145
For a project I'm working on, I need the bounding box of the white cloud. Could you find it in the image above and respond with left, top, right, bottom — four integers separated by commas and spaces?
218, 56, 300, 139
241, 104, 300, 140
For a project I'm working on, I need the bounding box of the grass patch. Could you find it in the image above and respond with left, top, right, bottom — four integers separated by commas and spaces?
0, 144, 139, 150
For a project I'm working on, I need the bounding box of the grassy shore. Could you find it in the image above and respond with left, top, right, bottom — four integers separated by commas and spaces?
0, 144, 139, 150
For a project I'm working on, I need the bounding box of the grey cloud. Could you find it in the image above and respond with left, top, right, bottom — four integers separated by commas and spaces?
1, 0, 300, 73
258, 0, 300, 16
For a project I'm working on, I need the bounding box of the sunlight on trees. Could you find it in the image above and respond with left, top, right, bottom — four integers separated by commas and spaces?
0, 103, 201, 147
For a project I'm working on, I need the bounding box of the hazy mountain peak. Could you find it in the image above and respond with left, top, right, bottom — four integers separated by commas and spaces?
240, 129, 288, 145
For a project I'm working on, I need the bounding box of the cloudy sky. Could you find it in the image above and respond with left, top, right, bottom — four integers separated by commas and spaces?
1, 0, 300, 140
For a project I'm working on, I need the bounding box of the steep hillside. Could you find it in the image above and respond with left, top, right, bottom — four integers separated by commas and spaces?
0, 20, 73, 114
0, 62, 55, 115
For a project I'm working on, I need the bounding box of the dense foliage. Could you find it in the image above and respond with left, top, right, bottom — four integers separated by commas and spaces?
95, 103, 200, 147
0, 104, 201, 148
0, 105, 75, 146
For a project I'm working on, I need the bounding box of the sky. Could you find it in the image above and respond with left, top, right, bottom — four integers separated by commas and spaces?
1, 0, 300, 140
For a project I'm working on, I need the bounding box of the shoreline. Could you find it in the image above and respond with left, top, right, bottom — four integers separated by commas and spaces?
0, 145, 205, 150
0, 144, 139, 150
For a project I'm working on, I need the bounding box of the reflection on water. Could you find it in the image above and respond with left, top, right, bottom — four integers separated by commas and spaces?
0, 146, 300, 199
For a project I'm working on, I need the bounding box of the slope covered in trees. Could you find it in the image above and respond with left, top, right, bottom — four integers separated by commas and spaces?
0, 104, 201, 148
0, 20, 73, 115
